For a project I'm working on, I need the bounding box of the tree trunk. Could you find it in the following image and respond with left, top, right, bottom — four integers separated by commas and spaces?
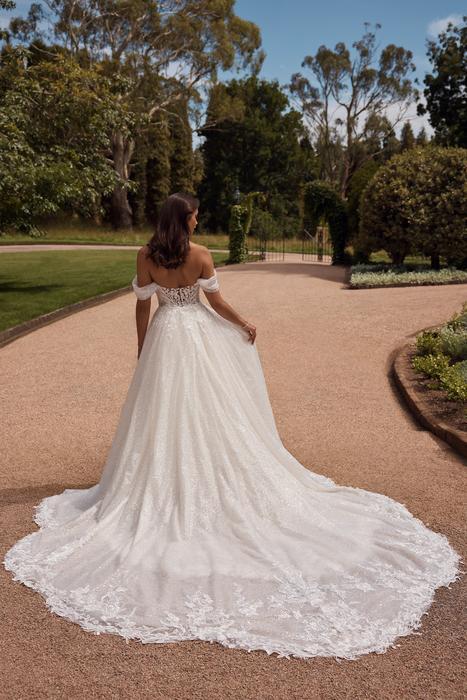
110, 131, 135, 229
390, 250, 406, 265
431, 253, 440, 270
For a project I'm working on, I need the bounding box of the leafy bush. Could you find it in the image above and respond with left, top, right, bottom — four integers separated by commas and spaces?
0, 50, 129, 233
438, 326, 467, 361
445, 302, 467, 331
439, 364, 467, 402
249, 208, 282, 239
455, 360, 467, 382
416, 330, 443, 356
228, 204, 249, 263
412, 353, 450, 380
359, 146, 467, 266
412, 302, 467, 403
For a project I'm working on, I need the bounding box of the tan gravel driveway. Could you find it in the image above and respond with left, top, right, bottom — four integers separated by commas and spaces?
1, 261, 466, 700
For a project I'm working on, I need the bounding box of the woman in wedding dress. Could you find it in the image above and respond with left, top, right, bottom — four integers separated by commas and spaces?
4, 192, 463, 661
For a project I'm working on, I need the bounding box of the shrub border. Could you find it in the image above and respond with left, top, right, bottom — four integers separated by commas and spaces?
392, 327, 467, 459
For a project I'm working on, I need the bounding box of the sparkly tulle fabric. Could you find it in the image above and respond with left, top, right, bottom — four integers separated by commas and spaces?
3, 271, 464, 661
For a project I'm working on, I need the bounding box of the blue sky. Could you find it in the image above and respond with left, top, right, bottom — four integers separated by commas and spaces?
1, 1, 465, 137
218, 1, 465, 135
221, 0, 465, 88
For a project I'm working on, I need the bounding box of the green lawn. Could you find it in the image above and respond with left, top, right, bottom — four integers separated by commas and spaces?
0, 223, 231, 250
0, 225, 438, 264
0, 249, 228, 332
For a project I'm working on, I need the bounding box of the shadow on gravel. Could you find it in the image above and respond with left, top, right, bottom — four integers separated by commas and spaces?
0, 483, 97, 506
219, 261, 350, 285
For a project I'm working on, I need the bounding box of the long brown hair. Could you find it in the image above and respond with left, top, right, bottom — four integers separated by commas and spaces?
146, 192, 199, 269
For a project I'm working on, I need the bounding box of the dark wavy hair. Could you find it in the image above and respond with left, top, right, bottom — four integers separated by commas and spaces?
145, 192, 200, 269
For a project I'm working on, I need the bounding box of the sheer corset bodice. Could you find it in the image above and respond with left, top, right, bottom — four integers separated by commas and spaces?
132, 271, 220, 308
156, 284, 201, 307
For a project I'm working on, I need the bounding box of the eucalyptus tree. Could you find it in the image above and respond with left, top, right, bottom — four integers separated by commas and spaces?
288, 23, 417, 197
0, 0, 15, 41
417, 16, 467, 147
8, 0, 264, 227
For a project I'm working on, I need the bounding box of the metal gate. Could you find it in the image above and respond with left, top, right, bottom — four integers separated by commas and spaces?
245, 232, 285, 262
240, 225, 333, 263
301, 225, 333, 263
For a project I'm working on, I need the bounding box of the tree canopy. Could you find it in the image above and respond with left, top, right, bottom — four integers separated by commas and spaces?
417, 16, 467, 148
288, 23, 417, 197
359, 146, 467, 267
5, 0, 265, 228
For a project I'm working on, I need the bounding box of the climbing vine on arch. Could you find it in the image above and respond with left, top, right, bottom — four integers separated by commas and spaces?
303, 181, 349, 264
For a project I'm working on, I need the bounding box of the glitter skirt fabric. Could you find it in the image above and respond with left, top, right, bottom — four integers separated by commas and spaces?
3, 295, 464, 660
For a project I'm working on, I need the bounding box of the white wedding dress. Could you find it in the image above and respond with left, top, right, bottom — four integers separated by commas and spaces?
3, 270, 464, 661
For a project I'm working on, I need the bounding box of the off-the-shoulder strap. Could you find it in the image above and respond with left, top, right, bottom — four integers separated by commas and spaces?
132, 275, 157, 300
198, 271, 220, 293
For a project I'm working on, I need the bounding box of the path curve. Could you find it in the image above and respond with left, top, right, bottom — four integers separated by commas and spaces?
0, 243, 331, 264
1, 261, 466, 700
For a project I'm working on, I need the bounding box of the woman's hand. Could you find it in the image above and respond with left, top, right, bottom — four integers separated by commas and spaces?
242, 322, 257, 344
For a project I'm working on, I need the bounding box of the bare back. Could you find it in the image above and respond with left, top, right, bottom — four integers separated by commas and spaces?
137, 243, 212, 289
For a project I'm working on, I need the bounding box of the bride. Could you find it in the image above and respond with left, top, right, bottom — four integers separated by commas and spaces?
4, 192, 463, 661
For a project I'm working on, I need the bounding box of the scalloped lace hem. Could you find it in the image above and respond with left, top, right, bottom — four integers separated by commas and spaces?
3, 496, 464, 662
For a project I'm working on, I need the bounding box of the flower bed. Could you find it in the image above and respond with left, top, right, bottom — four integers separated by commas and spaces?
349, 263, 467, 289
411, 303, 467, 410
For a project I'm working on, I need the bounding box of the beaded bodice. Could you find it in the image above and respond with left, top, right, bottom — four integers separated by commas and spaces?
132, 271, 219, 307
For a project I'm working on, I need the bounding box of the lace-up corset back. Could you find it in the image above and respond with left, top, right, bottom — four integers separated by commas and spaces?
132, 271, 219, 307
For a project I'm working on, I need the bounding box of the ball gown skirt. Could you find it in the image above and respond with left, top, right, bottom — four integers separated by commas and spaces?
3, 270, 464, 661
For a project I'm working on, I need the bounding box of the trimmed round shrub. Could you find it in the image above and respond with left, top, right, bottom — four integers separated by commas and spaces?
359, 146, 467, 266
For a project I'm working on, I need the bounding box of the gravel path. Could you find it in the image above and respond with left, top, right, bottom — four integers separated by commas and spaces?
1, 260, 466, 700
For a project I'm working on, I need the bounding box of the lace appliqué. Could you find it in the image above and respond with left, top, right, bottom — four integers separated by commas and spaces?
3, 497, 464, 662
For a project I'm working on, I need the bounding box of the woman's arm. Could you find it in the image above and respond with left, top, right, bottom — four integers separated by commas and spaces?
136, 301, 150, 358
135, 247, 152, 358
200, 248, 256, 343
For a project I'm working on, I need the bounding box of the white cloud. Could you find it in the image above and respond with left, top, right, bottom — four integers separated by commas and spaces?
427, 14, 463, 38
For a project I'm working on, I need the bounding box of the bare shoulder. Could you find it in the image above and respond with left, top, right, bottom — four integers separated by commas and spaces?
188, 242, 211, 268
137, 244, 150, 260
190, 242, 208, 255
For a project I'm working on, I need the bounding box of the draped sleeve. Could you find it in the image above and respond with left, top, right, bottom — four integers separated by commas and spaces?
132, 275, 157, 300
198, 271, 220, 293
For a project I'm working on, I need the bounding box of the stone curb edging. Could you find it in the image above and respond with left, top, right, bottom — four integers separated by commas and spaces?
0, 285, 133, 349
392, 333, 467, 460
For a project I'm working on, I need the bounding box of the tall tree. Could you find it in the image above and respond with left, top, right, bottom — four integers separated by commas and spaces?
416, 127, 429, 146
417, 16, 467, 147
168, 95, 195, 194
9, 1, 265, 228
288, 23, 416, 197
198, 76, 313, 233
0, 48, 127, 231
400, 122, 415, 151
0, 0, 15, 41
145, 118, 172, 226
